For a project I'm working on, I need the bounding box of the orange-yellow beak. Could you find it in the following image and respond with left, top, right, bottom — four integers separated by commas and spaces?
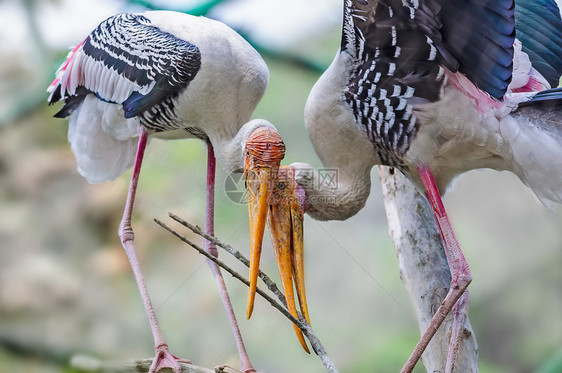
244, 128, 311, 353
267, 166, 311, 353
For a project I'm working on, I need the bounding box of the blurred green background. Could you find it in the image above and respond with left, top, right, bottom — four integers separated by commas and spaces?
0, 0, 561, 372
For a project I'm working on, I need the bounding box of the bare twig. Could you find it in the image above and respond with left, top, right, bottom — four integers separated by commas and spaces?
154, 218, 295, 323
168, 213, 286, 307
155, 217, 339, 373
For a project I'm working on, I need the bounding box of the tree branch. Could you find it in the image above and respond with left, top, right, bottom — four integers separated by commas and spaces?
378, 166, 478, 372
155, 216, 339, 373
70, 354, 223, 372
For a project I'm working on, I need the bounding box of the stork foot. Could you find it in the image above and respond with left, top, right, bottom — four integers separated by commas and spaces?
149, 344, 191, 373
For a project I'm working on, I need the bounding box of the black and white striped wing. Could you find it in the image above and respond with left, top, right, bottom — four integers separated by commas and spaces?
48, 13, 201, 131
342, 0, 515, 165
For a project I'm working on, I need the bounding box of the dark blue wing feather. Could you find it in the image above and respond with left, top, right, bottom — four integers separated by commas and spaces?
438, 0, 516, 99
515, 0, 562, 87
123, 89, 171, 118
524, 87, 562, 104
516, 88, 562, 111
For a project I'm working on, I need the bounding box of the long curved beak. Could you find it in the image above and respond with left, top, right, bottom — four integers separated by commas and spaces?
244, 127, 284, 322
243, 128, 310, 353
245, 166, 273, 320
245, 164, 311, 353
267, 166, 311, 353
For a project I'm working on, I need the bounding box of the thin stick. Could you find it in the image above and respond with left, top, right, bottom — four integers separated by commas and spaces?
154, 218, 339, 373
155, 219, 295, 323
169, 212, 287, 308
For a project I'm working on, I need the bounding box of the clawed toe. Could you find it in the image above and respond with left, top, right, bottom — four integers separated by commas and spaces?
149, 345, 191, 373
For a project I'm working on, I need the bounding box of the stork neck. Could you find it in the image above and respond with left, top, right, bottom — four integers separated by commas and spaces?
297, 163, 372, 221
300, 51, 377, 221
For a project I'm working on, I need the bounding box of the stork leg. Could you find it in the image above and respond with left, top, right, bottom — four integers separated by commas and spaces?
203, 142, 256, 373
400, 166, 472, 373
119, 127, 190, 373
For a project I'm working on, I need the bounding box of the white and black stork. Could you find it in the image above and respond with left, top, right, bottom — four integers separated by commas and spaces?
47, 11, 311, 372
287, 0, 562, 371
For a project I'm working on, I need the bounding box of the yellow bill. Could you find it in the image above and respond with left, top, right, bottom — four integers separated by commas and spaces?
244, 127, 285, 320
246, 167, 273, 319
267, 166, 311, 353
244, 128, 311, 353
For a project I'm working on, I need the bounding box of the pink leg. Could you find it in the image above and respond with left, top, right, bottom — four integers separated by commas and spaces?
400, 166, 472, 373
203, 143, 255, 373
119, 128, 190, 373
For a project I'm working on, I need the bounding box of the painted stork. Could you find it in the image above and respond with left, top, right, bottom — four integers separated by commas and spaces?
287, 0, 562, 371
47, 11, 310, 372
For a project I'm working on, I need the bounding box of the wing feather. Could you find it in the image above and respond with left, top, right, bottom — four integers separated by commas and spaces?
342, 0, 516, 164
48, 13, 201, 126
345, 0, 516, 101
515, 0, 562, 87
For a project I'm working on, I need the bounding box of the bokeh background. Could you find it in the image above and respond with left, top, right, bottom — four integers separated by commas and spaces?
1, 0, 561, 372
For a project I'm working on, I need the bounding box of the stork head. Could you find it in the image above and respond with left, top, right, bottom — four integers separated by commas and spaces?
244, 127, 311, 353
